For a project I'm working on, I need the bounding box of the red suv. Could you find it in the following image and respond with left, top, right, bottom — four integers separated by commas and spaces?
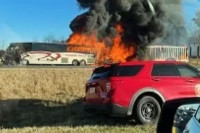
84, 61, 200, 124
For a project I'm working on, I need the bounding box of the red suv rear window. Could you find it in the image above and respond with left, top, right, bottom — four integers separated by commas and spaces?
91, 65, 143, 80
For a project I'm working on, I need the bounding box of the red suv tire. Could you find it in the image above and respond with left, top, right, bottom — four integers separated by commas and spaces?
135, 96, 161, 124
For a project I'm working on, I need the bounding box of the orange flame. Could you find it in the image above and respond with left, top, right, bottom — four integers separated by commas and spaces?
109, 24, 136, 63
67, 24, 136, 64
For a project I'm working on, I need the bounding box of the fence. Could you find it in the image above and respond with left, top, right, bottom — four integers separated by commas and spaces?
146, 45, 189, 62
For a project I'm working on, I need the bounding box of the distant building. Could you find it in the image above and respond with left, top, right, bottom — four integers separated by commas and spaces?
189, 44, 200, 57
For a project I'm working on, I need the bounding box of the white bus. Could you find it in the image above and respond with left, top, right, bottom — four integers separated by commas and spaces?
6, 42, 95, 66
20, 51, 95, 66
145, 45, 189, 62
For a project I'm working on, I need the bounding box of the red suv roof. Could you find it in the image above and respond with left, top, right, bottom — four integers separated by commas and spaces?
119, 60, 184, 65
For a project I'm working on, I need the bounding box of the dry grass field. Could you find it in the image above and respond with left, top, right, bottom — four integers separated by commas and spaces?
0, 68, 156, 133
0, 68, 92, 101
189, 58, 200, 68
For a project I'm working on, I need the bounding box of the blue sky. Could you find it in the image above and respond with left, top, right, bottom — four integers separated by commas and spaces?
0, 0, 84, 49
0, 0, 200, 49
183, 0, 200, 27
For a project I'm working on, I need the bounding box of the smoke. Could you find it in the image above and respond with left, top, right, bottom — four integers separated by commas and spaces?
70, 0, 187, 56
160, 0, 187, 45
71, 0, 165, 45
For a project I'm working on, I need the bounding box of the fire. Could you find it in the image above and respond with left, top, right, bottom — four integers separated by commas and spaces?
67, 24, 136, 64
109, 24, 136, 63
67, 33, 109, 64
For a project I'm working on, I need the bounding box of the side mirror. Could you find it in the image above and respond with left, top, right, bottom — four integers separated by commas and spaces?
157, 98, 200, 133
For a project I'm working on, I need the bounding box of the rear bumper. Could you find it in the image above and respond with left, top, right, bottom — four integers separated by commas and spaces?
83, 103, 128, 117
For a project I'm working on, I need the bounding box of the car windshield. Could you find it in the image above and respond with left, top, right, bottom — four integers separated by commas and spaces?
1, 0, 200, 133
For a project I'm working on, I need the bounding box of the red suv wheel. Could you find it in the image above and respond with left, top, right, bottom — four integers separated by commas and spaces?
135, 96, 161, 124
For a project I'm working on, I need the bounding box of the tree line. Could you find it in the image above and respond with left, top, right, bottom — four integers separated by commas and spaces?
188, 11, 200, 45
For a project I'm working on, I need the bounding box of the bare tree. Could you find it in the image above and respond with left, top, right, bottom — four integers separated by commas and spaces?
0, 50, 5, 65
194, 11, 200, 44
60, 36, 67, 43
43, 34, 66, 43
189, 11, 200, 64
43, 34, 57, 43
194, 11, 200, 29
0, 50, 5, 56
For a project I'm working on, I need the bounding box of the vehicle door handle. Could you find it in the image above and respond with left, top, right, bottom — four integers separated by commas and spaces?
152, 78, 160, 81
186, 80, 194, 82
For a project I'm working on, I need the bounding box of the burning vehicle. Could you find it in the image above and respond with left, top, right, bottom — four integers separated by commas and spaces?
67, 0, 187, 64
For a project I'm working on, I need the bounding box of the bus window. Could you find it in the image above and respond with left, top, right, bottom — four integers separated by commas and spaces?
23, 43, 32, 51
32, 43, 45, 51
43, 43, 66, 52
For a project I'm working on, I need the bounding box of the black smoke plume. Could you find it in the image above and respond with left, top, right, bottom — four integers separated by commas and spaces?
70, 0, 165, 45
70, 0, 187, 56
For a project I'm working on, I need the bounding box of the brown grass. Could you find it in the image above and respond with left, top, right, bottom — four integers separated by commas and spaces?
0, 126, 156, 133
0, 68, 92, 102
1, 60, 199, 132
189, 58, 200, 68
0, 68, 156, 133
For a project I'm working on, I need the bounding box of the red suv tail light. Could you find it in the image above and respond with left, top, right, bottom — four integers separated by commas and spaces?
86, 82, 98, 93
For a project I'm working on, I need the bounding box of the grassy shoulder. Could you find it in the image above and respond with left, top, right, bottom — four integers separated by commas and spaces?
0, 99, 156, 133
1, 126, 156, 133
0, 68, 155, 133
0, 68, 92, 101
